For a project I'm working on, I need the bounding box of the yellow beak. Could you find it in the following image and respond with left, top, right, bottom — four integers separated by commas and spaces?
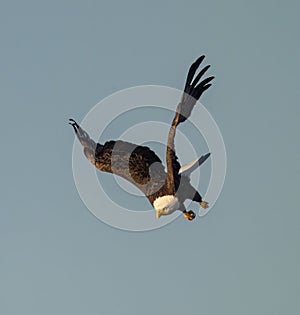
156, 210, 162, 219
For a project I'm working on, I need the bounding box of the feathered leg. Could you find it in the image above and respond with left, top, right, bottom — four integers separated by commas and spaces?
183, 183, 209, 210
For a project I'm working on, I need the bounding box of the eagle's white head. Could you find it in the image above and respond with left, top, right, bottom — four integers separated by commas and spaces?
153, 195, 180, 218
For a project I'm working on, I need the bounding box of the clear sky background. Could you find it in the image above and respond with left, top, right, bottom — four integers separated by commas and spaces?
1, 1, 299, 314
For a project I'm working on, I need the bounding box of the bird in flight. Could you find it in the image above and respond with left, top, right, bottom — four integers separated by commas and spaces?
69, 56, 214, 221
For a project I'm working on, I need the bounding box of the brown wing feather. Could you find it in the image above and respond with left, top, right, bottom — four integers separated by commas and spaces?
165, 56, 214, 192
69, 119, 174, 205
94, 140, 168, 199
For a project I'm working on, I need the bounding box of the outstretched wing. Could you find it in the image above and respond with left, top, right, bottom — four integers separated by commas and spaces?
165, 56, 214, 193
69, 119, 167, 197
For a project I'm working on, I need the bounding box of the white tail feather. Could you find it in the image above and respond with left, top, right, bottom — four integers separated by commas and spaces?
178, 153, 210, 176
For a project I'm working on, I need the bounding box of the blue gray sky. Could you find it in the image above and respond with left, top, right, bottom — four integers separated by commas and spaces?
0, 1, 299, 314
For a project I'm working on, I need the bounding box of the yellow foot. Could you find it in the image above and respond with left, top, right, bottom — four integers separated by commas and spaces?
200, 201, 209, 209
183, 210, 196, 221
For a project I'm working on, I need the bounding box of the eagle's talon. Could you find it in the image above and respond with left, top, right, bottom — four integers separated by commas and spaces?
200, 201, 209, 209
183, 210, 196, 221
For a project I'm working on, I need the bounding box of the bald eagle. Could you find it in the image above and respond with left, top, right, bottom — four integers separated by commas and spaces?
69, 56, 214, 221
